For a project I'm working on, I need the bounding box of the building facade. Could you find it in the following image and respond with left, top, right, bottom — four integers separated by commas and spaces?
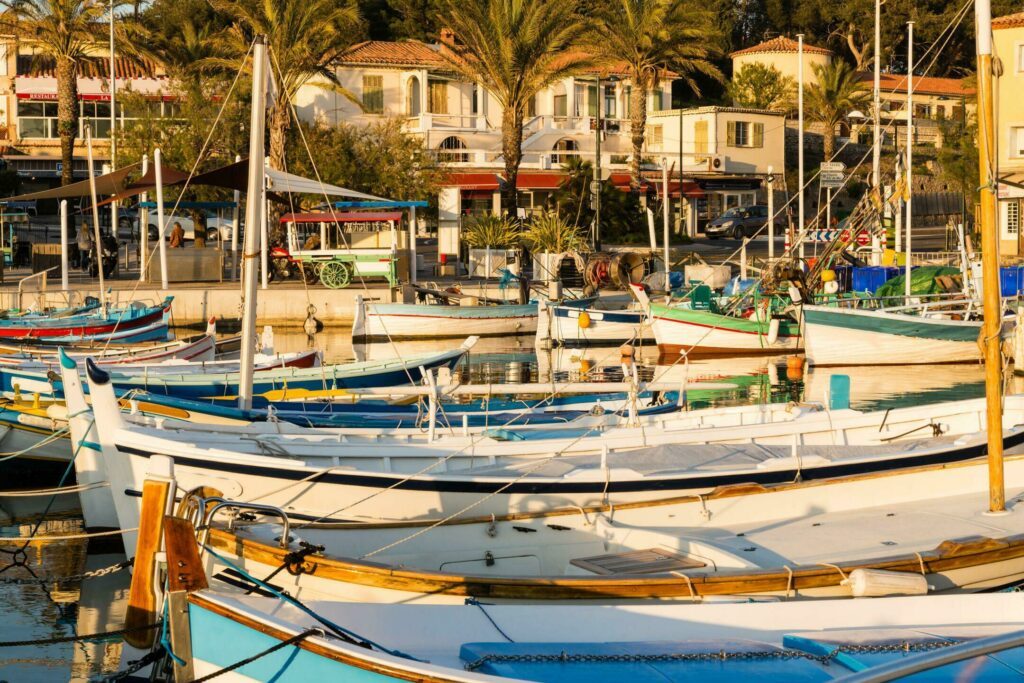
295, 38, 784, 249
0, 35, 171, 195
994, 11, 1024, 255
730, 36, 832, 86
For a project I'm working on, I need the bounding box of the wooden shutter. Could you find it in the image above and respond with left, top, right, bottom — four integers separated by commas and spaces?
694, 120, 708, 155
726, 121, 736, 147
362, 75, 383, 114
753, 122, 764, 148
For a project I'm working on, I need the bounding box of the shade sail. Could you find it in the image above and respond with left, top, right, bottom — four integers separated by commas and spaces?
265, 167, 388, 201
5, 162, 143, 201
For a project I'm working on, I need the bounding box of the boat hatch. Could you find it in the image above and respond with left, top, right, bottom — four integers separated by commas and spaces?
570, 548, 706, 575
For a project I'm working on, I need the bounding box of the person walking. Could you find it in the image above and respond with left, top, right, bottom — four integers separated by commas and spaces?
77, 220, 94, 272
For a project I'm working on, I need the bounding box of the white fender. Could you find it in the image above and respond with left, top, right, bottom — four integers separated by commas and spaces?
767, 318, 780, 346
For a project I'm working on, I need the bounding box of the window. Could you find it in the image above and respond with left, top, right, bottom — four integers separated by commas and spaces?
573, 84, 586, 117
1005, 200, 1020, 237
646, 124, 663, 150
553, 94, 567, 117
406, 76, 421, 116
587, 84, 598, 118
1012, 127, 1024, 158
1019, 44, 1024, 72
428, 80, 448, 114
471, 84, 480, 115
694, 120, 709, 155
362, 75, 384, 114
914, 103, 931, 118
552, 138, 578, 162
0, 44, 7, 77
624, 86, 631, 116
603, 85, 616, 118
526, 95, 536, 118
437, 136, 468, 162
727, 121, 763, 148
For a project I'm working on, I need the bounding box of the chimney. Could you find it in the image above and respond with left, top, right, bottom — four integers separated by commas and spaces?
439, 28, 455, 45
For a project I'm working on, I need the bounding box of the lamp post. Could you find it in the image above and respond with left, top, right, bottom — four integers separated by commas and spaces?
592, 75, 618, 252
766, 165, 775, 261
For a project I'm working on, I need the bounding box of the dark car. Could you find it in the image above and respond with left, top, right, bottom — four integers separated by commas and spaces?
704, 205, 785, 239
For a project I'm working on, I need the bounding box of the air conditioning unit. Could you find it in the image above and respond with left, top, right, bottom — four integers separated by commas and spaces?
706, 154, 725, 172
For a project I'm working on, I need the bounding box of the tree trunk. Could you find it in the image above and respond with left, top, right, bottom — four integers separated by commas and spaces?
823, 125, 835, 161
501, 105, 523, 216
267, 97, 290, 244
56, 58, 79, 187
629, 83, 647, 195
268, 97, 290, 172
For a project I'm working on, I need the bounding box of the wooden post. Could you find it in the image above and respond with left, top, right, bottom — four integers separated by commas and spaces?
976, 0, 1004, 513
124, 461, 177, 649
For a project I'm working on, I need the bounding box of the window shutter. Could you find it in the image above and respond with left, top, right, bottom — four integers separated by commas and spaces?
753, 122, 764, 148
727, 121, 736, 147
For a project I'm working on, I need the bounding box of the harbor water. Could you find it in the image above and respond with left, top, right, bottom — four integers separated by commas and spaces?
0, 327, 999, 681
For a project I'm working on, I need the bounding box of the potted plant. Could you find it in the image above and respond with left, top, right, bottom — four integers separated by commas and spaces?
462, 213, 520, 278
521, 210, 588, 283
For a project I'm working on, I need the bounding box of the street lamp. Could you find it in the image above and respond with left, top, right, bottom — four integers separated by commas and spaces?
766, 165, 776, 260
592, 74, 619, 252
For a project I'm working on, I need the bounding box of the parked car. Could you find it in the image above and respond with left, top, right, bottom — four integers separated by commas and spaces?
704, 205, 785, 239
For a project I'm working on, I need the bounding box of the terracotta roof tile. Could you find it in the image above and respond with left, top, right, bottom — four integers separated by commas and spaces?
859, 72, 975, 97
730, 36, 832, 58
993, 11, 1024, 29
18, 55, 162, 79
337, 41, 449, 69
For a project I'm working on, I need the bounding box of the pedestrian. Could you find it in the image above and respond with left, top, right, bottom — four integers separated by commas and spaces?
169, 222, 185, 248
77, 220, 94, 272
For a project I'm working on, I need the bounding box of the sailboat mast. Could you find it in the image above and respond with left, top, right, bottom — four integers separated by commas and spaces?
975, 0, 1004, 512
239, 36, 268, 410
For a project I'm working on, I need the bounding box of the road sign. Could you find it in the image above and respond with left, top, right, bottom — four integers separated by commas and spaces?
55, 162, 62, 172
820, 162, 846, 172
820, 171, 845, 188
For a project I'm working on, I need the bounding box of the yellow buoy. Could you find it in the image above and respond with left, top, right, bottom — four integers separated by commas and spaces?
821, 269, 836, 282
579, 359, 593, 374
577, 311, 591, 329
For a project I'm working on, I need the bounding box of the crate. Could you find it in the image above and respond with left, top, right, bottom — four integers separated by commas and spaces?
1000, 266, 1024, 297
851, 266, 900, 293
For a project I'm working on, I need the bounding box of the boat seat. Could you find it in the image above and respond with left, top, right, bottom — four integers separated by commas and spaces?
459, 640, 833, 682
569, 548, 706, 575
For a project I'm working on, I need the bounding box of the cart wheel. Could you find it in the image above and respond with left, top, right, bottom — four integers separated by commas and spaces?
301, 263, 319, 285
320, 261, 351, 288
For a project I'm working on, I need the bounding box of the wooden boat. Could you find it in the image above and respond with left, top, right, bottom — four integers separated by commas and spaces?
8, 339, 474, 401
188, 446, 1024, 605
632, 286, 802, 356
125, 468, 1024, 672
352, 294, 538, 342
537, 296, 655, 348
0, 296, 172, 341
75, 355, 1024, 543
802, 300, 1012, 366
150, 566, 1024, 683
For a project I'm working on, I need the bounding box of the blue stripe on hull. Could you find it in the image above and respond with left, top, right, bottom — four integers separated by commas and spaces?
189, 603, 400, 681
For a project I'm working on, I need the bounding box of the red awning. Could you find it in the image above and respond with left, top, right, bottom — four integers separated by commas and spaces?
281, 211, 402, 224
446, 172, 500, 190
515, 172, 565, 190
655, 180, 705, 198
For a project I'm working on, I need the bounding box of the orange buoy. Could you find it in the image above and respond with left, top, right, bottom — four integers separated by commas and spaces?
619, 343, 635, 358
578, 311, 592, 329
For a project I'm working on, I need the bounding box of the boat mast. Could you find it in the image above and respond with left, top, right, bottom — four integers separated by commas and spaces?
905, 22, 914, 299
975, 0, 1004, 512
239, 36, 268, 410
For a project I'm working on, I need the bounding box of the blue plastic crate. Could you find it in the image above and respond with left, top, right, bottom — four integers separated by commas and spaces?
1000, 266, 1024, 297
851, 266, 900, 294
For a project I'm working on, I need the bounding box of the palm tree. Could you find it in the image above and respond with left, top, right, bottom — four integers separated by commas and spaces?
589, 0, 722, 193
805, 59, 870, 160
436, 0, 593, 215
1, 0, 113, 185
207, 0, 361, 171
